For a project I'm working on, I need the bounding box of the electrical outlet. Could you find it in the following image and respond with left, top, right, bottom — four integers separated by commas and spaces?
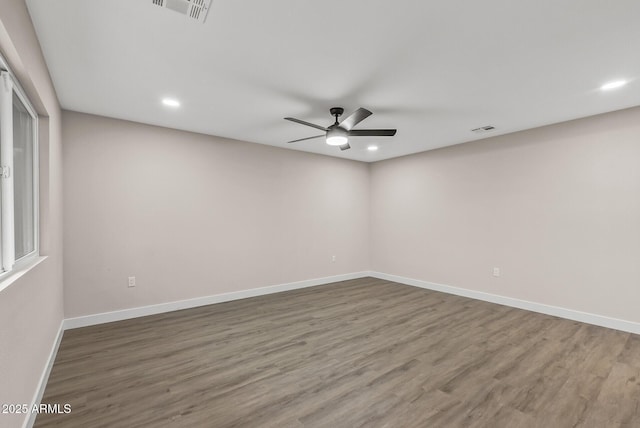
331, 255, 336, 263
128, 276, 136, 287
492, 268, 501, 277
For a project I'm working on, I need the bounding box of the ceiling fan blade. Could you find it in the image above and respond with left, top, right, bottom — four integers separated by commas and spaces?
339, 143, 351, 151
349, 129, 397, 137
339, 108, 372, 131
284, 117, 328, 131
287, 134, 324, 144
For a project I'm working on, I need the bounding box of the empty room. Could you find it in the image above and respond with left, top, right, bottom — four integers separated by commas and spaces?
1, 0, 639, 427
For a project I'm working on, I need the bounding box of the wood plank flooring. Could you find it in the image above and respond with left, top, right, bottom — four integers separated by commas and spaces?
35, 278, 640, 427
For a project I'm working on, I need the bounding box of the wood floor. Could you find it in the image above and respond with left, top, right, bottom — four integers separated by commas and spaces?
36, 278, 640, 427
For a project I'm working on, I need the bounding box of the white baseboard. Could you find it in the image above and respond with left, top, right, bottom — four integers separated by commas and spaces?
23, 320, 64, 428
370, 271, 640, 335
64, 271, 640, 334
64, 272, 371, 330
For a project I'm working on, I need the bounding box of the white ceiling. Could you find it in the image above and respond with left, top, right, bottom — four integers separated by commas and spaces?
26, 0, 640, 162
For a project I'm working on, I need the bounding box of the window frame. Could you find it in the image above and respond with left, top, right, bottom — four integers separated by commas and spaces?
0, 53, 40, 278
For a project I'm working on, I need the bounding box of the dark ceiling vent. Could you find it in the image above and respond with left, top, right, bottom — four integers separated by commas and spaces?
152, 0, 212, 24
471, 125, 496, 133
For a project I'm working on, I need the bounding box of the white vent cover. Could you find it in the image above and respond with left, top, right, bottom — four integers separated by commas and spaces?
471, 125, 496, 133
153, 0, 212, 24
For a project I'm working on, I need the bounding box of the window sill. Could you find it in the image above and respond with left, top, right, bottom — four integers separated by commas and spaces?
0, 255, 47, 293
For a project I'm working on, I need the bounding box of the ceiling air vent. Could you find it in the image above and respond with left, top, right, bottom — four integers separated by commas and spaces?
471, 125, 496, 134
152, 0, 212, 24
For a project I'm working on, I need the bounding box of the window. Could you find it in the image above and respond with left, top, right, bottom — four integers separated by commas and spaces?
0, 61, 39, 276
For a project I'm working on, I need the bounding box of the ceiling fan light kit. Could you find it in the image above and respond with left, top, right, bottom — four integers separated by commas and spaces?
284, 107, 397, 151
326, 127, 348, 146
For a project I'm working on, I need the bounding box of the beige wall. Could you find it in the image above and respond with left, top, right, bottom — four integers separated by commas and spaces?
371, 106, 640, 323
62, 112, 370, 317
0, 1, 64, 427
63, 106, 640, 324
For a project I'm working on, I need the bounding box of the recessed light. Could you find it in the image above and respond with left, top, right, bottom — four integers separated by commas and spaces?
367, 145, 378, 152
162, 98, 181, 107
600, 80, 627, 91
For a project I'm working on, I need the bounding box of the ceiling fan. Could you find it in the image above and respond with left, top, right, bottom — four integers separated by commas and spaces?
284, 107, 397, 151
